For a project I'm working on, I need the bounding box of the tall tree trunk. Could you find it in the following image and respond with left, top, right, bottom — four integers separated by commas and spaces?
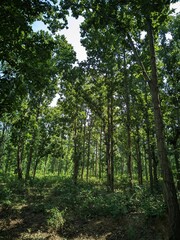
0, 123, 6, 168
99, 126, 103, 179
25, 132, 36, 180
95, 141, 98, 177
146, 17, 180, 239
33, 157, 40, 179
143, 143, 149, 181
123, 50, 132, 187
73, 118, 82, 185
144, 82, 154, 192
151, 144, 159, 190
136, 125, 143, 185
81, 119, 86, 179
105, 93, 114, 192
25, 109, 39, 180
16, 141, 23, 180
86, 119, 92, 181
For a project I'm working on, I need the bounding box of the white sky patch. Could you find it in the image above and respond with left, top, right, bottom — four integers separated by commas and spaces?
60, 16, 87, 62
32, 20, 48, 32
50, 93, 59, 107
170, 2, 180, 14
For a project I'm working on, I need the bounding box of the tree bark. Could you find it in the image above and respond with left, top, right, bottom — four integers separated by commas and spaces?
123, 50, 132, 188
105, 91, 114, 192
151, 144, 159, 190
136, 125, 143, 185
86, 119, 92, 181
144, 82, 154, 192
16, 142, 23, 180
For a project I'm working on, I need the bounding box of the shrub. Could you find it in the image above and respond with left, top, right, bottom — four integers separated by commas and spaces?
47, 207, 66, 231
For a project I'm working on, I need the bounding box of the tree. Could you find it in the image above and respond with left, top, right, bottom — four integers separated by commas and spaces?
59, 0, 180, 238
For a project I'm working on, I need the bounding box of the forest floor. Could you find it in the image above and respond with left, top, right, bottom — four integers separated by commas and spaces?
0, 176, 169, 240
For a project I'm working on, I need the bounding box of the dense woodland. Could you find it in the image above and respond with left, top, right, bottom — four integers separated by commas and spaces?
0, 1, 180, 240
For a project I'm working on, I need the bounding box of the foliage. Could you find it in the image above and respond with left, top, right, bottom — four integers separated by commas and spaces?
47, 207, 66, 231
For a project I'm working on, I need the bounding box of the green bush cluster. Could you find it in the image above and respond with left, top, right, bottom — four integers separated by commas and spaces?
47, 207, 66, 231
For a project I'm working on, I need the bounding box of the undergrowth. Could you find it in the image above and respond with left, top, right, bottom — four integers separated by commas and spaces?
0, 175, 167, 227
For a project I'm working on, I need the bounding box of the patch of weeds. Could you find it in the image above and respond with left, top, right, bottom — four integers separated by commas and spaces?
141, 194, 166, 217
47, 207, 66, 231
76, 190, 129, 218
0, 187, 13, 202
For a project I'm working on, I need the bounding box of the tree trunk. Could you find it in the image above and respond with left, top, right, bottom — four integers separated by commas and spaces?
144, 81, 154, 192
25, 133, 35, 180
33, 157, 40, 179
86, 119, 92, 181
123, 50, 132, 188
95, 141, 98, 177
105, 93, 114, 192
151, 144, 159, 190
16, 142, 23, 180
0, 123, 6, 168
136, 125, 143, 185
81, 119, 86, 179
146, 17, 180, 239
73, 119, 82, 185
99, 126, 103, 179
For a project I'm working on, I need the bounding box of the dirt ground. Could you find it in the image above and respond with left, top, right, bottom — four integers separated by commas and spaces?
0, 204, 168, 240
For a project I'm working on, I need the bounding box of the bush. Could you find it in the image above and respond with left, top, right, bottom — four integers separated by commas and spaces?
47, 207, 66, 231
141, 194, 166, 217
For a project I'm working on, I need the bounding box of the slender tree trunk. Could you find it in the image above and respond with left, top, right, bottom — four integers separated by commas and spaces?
151, 144, 159, 189
99, 127, 103, 179
81, 120, 86, 179
95, 141, 98, 177
144, 81, 154, 192
86, 120, 91, 181
146, 17, 180, 239
0, 123, 6, 168
73, 119, 82, 185
25, 109, 40, 180
136, 125, 143, 185
143, 143, 149, 181
105, 93, 114, 192
25, 132, 35, 180
73, 120, 79, 185
123, 50, 132, 187
17, 142, 23, 180
33, 157, 40, 179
